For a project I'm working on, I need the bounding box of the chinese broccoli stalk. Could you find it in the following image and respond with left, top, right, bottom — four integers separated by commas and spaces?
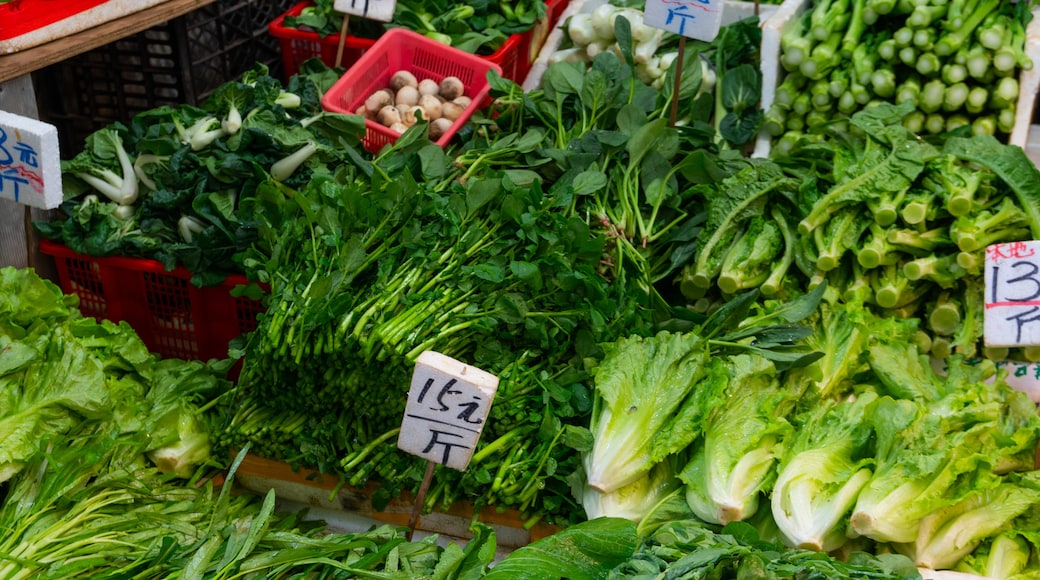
584, 331, 713, 493
680, 354, 794, 525
683, 162, 798, 296
798, 117, 937, 235
770, 391, 878, 552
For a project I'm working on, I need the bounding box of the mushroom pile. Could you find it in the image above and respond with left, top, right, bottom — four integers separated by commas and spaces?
358, 70, 472, 140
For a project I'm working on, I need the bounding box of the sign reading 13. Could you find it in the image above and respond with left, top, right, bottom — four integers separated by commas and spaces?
985, 241, 1040, 347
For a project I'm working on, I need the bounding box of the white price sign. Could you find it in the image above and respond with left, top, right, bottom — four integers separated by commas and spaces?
643, 0, 724, 42
397, 351, 499, 471
0, 111, 61, 210
333, 0, 395, 22
984, 241, 1040, 347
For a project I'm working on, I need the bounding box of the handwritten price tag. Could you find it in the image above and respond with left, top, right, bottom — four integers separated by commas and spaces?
643, 0, 724, 42
985, 241, 1040, 347
0, 111, 61, 210
397, 351, 499, 471
333, 0, 395, 22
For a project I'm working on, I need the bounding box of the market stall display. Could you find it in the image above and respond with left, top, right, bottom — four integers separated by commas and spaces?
268, 0, 570, 82
5, 0, 1040, 577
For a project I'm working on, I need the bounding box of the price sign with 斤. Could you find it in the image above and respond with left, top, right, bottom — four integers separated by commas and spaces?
397, 351, 499, 471
333, 0, 395, 22
0, 111, 61, 210
985, 241, 1040, 347
643, 0, 724, 42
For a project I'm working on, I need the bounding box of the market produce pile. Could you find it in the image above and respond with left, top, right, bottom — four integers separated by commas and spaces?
34, 62, 362, 287
765, 0, 1035, 151
22, 0, 1040, 576
281, 0, 550, 56
0, 265, 924, 578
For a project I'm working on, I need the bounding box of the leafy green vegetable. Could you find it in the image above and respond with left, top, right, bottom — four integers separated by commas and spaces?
35, 62, 365, 286
484, 517, 638, 579
0, 267, 229, 483
680, 354, 793, 526
600, 519, 921, 579
771, 391, 878, 551
283, 0, 546, 56
582, 331, 711, 494
896, 472, 1040, 570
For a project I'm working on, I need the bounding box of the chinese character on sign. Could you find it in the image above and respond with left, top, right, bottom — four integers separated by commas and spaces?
333, 0, 396, 22
397, 351, 499, 470
0, 111, 61, 210
985, 241, 1040, 347
644, 0, 723, 42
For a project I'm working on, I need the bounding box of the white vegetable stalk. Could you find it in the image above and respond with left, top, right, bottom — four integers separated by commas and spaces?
275, 91, 303, 109
771, 453, 873, 551
177, 215, 206, 243
553, 4, 673, 89
271, 142, 319, 182
133, 154, 165, 191
113, 205, 136, 220
221, 104, 242, 135
185, 116, 226, 151
74, 142, 139, 206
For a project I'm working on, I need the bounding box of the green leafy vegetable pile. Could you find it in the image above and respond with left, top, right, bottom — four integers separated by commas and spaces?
487, 517, 923, 579
0, 266, 228, 484
283, 0, 549, 55
765, 0, 1033, 144
208, 17, 770, 527
34, 62, 363, 287
0, 267, 500, 579
684, 101, 1040, 362
578, 290, 1040, 572
211, 125, 651, 526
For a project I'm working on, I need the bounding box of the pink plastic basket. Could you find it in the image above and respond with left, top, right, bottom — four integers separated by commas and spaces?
321, 28, 501, 153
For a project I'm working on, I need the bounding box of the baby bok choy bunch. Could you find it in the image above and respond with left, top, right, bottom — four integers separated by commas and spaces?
35, 62, 363, 286
765, 0, 1034, 146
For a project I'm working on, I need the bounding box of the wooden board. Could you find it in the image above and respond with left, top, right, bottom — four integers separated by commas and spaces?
232, 453, 561, 549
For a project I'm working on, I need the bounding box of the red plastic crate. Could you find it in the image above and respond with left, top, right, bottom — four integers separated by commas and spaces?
0, 0, 108, 41
39, 239, 266, 362
321, 28, 501, 153
267, 0, 562, 83
267, 1, 375, 77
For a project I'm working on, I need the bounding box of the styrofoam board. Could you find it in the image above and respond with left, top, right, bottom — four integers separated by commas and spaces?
0, 0, 171, 55
753, 0, 1040, 158
523, 0, 780, 91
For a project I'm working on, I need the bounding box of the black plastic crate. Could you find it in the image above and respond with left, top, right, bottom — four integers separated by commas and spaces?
34, 0, 296, 156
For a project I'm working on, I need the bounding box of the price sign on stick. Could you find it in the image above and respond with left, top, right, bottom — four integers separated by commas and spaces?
334, 0, 396, 21
398, 351, 499, 538
984, 241, 1040, 347
0, 111, 61, 210
643, 0, 724, 42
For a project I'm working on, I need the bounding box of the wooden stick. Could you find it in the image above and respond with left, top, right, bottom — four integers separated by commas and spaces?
335, 15, 352, 68
407, 460, 437, 541
755, 0, 760, 16
669, 36, 687, 128
23, 206, 34, 270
